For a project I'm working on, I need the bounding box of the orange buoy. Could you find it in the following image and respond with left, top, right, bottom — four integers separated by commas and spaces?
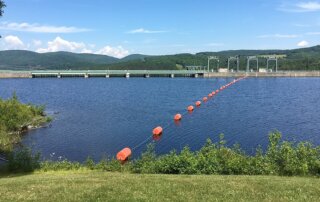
212, 92, 216, 95
196, 101, 201, 106
187, 105, 194, 111
203, 97, 208, 102
174, 113, 182, 121
216, 90, 219, 93
116, 147, 132, 161
153, 126, 163, 136
208, 93, 213, 97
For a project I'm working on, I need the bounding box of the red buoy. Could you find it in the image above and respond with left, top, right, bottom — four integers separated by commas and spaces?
203, 97, 208, 102
187, 105, 194, 111
216, 90, 219, 93
196, 101, 201, 106
174, 114, 182, 121
116, 148, 132, 161
153, 126, 163, 136
208, 93, 213, 97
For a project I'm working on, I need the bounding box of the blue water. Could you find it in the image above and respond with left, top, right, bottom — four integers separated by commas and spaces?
0, 77, 319, 161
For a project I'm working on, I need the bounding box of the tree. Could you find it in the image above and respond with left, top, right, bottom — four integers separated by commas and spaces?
0, 0, 5, 16
0, 0, 5, 38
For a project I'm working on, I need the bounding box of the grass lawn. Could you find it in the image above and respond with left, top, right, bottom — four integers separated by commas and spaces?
0, 171, 319, 201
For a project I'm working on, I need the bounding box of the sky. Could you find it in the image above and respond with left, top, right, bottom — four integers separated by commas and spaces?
0, 0, 319, 58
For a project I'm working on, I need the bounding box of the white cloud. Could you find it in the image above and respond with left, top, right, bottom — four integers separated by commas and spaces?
32, 40, 42, 47
3, 35, 24, 49
257, 34, 299, 38
36, 37, 89, 53
297, 1, 320, 11
127, 28, 168, 34
0, 22, 91, 33
297, 40, 309, 47
279, 1, 320, 12
95, 46, 129, 58
80, 48, 93, 54
35, 37, 128, 58
306, 32, 320, 35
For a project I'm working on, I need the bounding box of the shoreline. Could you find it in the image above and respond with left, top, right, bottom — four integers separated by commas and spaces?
1, 70, 320, 78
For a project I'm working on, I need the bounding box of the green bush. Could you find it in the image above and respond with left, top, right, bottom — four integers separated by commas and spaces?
85, 156, 95, 170
130, 132, 320, 176
40, 160, 82, 171
132, 143, 158, 173
34, 132, 320, 176
95, 158, 123, 172
7, 148, 40, 172
0, 93, 49, 153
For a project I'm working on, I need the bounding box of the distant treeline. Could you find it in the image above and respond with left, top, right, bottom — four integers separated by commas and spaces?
0, 45, 320, 70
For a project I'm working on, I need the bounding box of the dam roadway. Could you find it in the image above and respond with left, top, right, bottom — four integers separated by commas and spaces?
0, 70, 320, 78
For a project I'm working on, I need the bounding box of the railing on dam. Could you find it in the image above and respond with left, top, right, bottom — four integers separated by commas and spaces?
29, 70, 206, 78
1, 70, 320, 78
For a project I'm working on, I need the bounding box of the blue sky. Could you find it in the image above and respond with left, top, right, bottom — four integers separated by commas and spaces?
0, 0, 319, 58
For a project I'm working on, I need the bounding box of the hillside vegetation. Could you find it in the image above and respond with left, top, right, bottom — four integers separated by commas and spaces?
0, 45, 319, 70
0, 50, 119, 70
0, 94, 50, 152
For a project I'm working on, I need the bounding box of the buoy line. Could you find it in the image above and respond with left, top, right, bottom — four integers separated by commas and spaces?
116, 76, 248, 162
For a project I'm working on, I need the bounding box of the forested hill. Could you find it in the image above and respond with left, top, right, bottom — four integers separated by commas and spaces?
0, 50, 120, 70
0, 45, 319, 70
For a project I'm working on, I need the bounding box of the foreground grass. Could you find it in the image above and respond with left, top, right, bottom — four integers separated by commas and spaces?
0, 171, 319, 201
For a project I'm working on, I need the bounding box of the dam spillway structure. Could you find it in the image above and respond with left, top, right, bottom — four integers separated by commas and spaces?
207, 56, 220, 72
258, 54, 286, 72
29, 70, 206, 78
246, 56, 259, 72
227, 56, 240, 72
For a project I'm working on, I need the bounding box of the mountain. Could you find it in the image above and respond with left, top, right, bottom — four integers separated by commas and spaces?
120, 54, 150, 62
0, 45, 320, 70
0, 50, 119, 70
105, 46, 320, 70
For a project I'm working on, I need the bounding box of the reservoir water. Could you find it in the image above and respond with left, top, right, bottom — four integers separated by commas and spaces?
0, 77, 319, 161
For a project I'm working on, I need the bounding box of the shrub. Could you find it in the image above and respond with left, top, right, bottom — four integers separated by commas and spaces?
95, 157, 123, 172
40, 160, 82, 171
85, 156, 95, 170
32, 132, 320, 176
132, 143, 158, 173
0, 93, 50, 153
7, 148, 40, 172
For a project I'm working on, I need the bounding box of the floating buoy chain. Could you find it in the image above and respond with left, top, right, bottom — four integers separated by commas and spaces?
116, 76, 247, 162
